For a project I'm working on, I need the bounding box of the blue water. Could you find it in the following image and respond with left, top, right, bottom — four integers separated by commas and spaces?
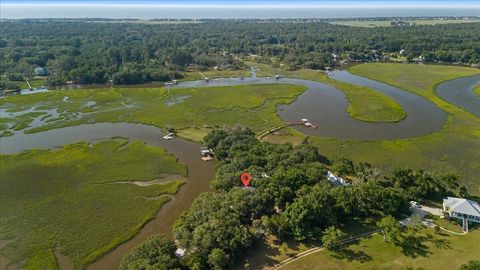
2, 5, 479, 19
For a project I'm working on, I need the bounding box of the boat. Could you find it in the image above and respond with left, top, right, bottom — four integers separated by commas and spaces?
162, 133, 174, 140
201, 156, 213, 161
200, 147, 214, 161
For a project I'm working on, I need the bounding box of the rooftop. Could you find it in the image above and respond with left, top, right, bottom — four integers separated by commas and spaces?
443, 197, 480, 217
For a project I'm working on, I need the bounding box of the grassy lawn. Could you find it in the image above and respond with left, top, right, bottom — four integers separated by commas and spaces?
261, 126, 307, 146
299, 63, 480, 193
0, 139, 186, 269
13, 77, 47, 89
181, 69, 251, 81
244, 61, 280, 77
431, 216, 465, 234
475, 86, 480, 96
282, 229, 480, 270
0, 84, 307, 138
233, 218, 378, 270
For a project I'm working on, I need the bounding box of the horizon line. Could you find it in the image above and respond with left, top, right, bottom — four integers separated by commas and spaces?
2, 3, 479, 9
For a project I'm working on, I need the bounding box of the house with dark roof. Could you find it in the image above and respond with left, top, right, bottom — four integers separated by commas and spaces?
442, 197, 480, 232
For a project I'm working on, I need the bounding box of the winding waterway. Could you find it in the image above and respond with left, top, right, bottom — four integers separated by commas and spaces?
436, 74, 480, 117
174, 70, 448, 139
1, 70, 477, 269
0, 123, 216, 270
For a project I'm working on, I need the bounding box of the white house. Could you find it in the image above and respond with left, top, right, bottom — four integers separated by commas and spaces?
175, 248, 186, 259
326, 171, 349, 187
443, 197, 480, 231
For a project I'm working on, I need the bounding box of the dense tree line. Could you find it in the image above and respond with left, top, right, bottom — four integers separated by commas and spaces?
120, 129, 462, 269
1, 19, 479, 88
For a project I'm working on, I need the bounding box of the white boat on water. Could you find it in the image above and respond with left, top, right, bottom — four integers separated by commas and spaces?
200, 147, 214, 161
162, 133, 174, 140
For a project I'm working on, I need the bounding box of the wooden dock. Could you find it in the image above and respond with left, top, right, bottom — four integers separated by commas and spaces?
257, 119, 317, 139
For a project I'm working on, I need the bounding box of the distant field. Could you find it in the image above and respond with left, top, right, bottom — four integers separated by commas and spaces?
0, 139, 186, 269
282, 229, 480, 270
86, 19, 202, 24
329, 19, 480, 27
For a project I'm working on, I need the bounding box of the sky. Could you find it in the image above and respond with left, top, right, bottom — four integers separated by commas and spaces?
2, 0, 479, 7
2, 0, 479, 18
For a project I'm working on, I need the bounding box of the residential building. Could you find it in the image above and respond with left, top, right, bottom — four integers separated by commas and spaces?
34, 67, 48, 76
443, 197, 480, 231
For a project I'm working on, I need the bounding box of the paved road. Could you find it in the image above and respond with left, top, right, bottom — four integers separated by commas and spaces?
410, 205, 442, 218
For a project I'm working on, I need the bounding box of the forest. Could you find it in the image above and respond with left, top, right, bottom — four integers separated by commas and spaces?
0, 19, 479, 88
120, 129, 466, 270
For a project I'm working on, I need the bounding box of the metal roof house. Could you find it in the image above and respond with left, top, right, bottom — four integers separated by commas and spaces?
326, 171, 349, 187
443, 197, 480, 231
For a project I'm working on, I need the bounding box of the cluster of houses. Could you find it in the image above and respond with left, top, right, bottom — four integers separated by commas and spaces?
323, 170, 479, 232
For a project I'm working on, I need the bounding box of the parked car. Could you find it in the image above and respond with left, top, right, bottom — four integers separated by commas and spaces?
410, 201, 421, 208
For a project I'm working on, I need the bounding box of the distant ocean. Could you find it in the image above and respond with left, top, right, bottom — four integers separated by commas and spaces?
1, 5, 479, 19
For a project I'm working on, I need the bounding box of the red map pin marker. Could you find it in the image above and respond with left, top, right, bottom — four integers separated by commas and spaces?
240, 172, 252, 187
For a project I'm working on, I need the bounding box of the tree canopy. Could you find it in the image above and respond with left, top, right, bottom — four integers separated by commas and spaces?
1, 19, 478, 88
168, 128, 461, 269
120, 235, 182, 270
